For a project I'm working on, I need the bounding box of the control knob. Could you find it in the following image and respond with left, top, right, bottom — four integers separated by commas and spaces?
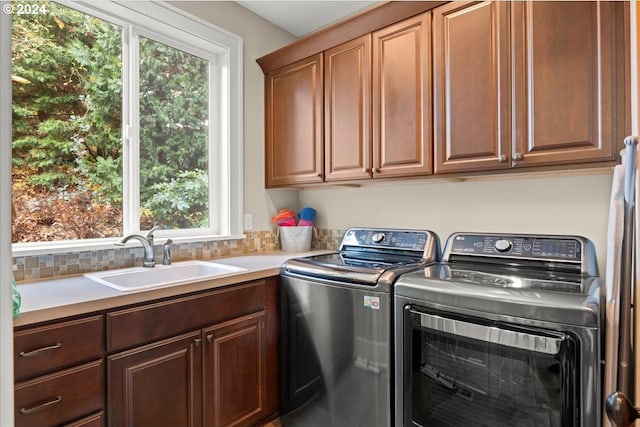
372, 233, 385, 244
494, 239, 513, 253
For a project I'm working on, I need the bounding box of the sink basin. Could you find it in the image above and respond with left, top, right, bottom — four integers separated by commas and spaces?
84, 261, 247, 292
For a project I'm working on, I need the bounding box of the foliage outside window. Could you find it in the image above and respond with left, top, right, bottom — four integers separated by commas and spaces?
138, 36, 210, 230
12, 2, 123, 242
11, 1, 242, 248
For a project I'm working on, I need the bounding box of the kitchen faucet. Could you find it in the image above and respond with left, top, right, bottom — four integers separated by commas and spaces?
116, 226, 157, 267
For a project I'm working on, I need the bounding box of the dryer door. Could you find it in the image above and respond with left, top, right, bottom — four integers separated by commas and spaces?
402, 306, 578, 427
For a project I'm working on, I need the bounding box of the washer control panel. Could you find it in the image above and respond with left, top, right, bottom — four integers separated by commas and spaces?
341, 228, 431, 250
448, 234, 583, 262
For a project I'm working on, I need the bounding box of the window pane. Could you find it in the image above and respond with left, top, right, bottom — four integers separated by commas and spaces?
138, 37, 210, 231
12, 3, 123, 242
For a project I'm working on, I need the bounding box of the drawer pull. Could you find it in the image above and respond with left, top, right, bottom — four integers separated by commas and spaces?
19, 343, 62, 358
20, 396, 62, 415
206, 334, 214, 343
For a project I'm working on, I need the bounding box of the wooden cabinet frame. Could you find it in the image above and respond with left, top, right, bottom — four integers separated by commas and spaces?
259, 0, 629, 187
433, 0, 627, 174
15, 277, 279, 427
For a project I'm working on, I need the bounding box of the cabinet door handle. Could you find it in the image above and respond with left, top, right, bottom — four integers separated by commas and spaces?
19, 396, 62, 415
498, 155, 508, 163
194, 338, 202, 347
206, 334, 214, 343
373, 168, 381, 174
513, 153, 524, 161
19, 343, 62, 358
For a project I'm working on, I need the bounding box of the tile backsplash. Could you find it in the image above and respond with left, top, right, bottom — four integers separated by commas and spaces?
12, 228, 344, 282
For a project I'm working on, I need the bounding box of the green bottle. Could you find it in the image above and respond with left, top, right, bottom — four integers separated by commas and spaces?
12, 276, 21, 318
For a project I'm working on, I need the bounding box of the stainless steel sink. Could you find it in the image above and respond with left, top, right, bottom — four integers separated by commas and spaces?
84, 261, 247, 292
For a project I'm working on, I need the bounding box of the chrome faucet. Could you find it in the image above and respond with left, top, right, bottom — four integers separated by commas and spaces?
116, 226, 157, 267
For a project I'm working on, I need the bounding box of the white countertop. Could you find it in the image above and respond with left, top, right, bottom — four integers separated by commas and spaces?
14, 250, 331, 327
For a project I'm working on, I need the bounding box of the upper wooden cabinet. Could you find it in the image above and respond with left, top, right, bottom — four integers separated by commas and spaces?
373, 13, 433, 178
511, 1, 623, 167
267, 12, 433, 187
260, 1, 628, 186
433, 1, 511, 173
265, 54, 324, 187
434, 0, 626, 174
324, 12, 433, 183
324, 35, 372, 182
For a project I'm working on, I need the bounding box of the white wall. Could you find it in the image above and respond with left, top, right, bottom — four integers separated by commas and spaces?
169, 1, 299, 231
299, 171, 614, 275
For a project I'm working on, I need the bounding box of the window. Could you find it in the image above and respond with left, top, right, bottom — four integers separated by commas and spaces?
11, 1, 243, 253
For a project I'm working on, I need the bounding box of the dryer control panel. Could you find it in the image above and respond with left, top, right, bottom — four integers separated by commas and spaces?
340, 228, 433, 251
447, 234, 583, 262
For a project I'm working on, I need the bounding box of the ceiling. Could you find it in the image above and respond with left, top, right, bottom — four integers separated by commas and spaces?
236, 1, 380, 37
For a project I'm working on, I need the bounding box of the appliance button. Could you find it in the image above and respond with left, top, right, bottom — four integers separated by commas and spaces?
372, 233, 385, 244
494, 239, 513, 252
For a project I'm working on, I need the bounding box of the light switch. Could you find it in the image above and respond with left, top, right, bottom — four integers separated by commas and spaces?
243, 214, 253, 231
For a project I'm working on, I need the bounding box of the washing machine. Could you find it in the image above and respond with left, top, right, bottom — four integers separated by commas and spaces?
394, 232, 602, 427
280, 227, 440, 426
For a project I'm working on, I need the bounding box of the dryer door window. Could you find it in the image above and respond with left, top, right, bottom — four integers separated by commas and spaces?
403, 307, 578, 427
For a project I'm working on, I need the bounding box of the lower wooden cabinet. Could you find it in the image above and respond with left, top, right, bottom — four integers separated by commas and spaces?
108, 313, 267, 427
107, 278, 278, 427
65, 411, 105, 427
15, 277, 279, 427
14, 360, 104, 427
108, 331, 203, 427
14, 314, 105, 427
203, 312, 266, 427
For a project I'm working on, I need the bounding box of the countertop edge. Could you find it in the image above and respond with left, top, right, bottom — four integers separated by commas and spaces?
13, 250, 332, 327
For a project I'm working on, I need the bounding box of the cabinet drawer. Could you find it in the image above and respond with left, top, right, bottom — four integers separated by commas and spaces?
65, 411, 104, 427
14, 316, 104, 381
107, 280, 266, 352
15, 360, 104, 427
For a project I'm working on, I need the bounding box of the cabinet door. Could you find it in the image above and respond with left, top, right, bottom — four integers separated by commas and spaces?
433, 1, 511, 174
108, 331, 203, 427
265, 54, 323, 187
512, 1, 623, 167
324, 35, 372, 181
203, 311, 266, 427
372, 13, 432, 178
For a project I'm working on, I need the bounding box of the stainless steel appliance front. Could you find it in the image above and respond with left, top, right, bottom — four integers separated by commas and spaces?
394, 233, 601, 427
281, 275, 391, 426
280, 227, 440, 427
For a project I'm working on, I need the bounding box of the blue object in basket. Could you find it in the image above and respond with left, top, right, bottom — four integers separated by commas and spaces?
298, 207, 317, 226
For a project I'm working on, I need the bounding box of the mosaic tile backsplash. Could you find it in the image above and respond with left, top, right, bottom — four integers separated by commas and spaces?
12, 228, 344, 282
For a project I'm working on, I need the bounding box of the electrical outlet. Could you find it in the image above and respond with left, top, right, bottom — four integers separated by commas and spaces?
243, 214, 253, 231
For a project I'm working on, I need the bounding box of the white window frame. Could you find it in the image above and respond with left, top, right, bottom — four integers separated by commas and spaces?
11, 1, 244, 257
